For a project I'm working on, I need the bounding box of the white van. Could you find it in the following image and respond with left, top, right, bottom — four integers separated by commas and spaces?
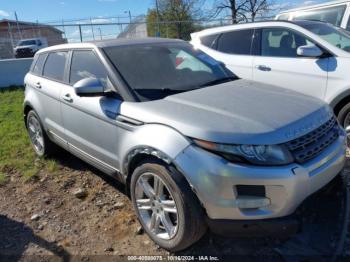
276, 0, 350, 31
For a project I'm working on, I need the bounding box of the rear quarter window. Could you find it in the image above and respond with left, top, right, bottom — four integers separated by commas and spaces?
31, 54, 46, 75
217, 29, 254, 55
200, 34, 220, 49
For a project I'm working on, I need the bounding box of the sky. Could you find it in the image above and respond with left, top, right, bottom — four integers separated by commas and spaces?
0, 0, 328, 42
0, 0, 328, 23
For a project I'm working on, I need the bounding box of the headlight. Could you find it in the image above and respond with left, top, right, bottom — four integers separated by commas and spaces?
193, 139, 294, 165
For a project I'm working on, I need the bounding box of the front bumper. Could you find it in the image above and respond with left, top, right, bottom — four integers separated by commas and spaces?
15, 49, 34, 58
174, 134, 346, 220
206, 216, 299, 237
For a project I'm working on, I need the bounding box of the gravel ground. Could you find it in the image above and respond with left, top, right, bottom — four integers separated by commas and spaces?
0, 149, 348, 261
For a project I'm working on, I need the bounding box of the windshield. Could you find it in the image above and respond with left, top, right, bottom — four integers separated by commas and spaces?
104, 42, 235, 101
18, 40, 36, 46
299, 22, 350, 52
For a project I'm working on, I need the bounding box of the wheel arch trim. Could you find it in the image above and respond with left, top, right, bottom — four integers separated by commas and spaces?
123, 146, 173, 180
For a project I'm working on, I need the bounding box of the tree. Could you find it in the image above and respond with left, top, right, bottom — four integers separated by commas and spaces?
213, 0, 273, 24
147, 0, 204, 40
246, 0, 270, 21
213, 0, 249, 24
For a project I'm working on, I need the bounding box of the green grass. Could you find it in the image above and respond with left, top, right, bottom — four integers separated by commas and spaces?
47, 159, 59, 173
0, 172, 7, 185
0, 87, 58, 180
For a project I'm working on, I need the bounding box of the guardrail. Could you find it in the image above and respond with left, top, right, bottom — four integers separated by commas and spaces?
0, 58, 32, 88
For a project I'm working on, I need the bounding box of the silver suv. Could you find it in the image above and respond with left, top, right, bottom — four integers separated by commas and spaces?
24, 38, 346, 251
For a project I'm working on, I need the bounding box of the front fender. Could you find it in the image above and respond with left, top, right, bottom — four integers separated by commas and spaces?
119, 123, 191, 176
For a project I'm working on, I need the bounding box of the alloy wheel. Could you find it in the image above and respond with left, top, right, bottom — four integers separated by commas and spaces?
28, 115, 44, 155
135, 172, 179, 240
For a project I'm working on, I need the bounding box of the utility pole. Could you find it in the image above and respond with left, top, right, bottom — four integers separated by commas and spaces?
14, 11, 22, 39
155, 0, 161, 37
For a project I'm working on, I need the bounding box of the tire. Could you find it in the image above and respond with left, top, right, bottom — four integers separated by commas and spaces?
26, 110, 56, 157
337, 103, 350, 147
130, 159, 207, 252
337, 102, 350, 129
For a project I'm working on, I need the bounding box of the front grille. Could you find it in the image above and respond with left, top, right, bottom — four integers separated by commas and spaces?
285, 116, 339, 164
16, 48, 33, 57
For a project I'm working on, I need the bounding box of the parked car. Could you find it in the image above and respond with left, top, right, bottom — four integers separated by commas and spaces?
24, 38, 346, 251
191, 20, 350, 129
14, 37, 48, 58
276, 0, 350, 31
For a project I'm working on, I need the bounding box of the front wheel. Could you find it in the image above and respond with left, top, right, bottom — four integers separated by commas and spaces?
130, 159, 206, 251
337, 103, 350, 146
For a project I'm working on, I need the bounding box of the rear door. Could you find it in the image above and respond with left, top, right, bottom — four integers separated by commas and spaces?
60, 49, 122, 173
252, 27, 328, 99
199, 29, 255, 79
28, 51, 68, 148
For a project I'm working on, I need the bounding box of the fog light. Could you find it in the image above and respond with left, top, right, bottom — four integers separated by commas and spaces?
233, 196, 271, 209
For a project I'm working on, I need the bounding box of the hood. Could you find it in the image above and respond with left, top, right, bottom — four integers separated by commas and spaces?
121, 80, 333, 145
15, 45, 36, 50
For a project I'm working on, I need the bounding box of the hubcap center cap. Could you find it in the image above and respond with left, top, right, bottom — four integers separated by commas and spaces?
153, 200, 161, 212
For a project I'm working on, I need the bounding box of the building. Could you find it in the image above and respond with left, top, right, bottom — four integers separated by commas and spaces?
0, 19, 67, 59
118, 15, 148, 39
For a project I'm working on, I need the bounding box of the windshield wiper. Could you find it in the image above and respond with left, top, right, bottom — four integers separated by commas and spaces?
199, 76, 236, 88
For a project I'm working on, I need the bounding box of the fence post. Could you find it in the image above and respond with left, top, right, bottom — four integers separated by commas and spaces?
90, 18, 95, 40
78, 24, 83, 42
98, 27, 102, 40
36, 20, 41, 37
62, 19, 67, 39
7, 22, 15, 57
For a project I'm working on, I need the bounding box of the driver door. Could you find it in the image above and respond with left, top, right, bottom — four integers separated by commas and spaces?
60, 49, 122, 173
252, 27, 328, 99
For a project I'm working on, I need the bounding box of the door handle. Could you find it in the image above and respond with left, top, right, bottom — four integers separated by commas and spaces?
256, 65, 271, 72
34, 82, 41, 89
62, 93, 73, 103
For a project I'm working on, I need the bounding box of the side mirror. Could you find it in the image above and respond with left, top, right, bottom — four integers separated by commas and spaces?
74, 78, 105, 97
297, 45, 323, 58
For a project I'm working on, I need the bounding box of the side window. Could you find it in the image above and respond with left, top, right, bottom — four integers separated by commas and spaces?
43, 51, 68, 81
216, 29, 254, 55
293, 5, 346, 27
200, 33, 220, 49
69, 50, 107, 86
32, 54, 46, 75
261, 28, 315, 58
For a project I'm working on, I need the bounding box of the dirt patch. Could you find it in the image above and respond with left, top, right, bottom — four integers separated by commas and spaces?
0, 150, 348, 261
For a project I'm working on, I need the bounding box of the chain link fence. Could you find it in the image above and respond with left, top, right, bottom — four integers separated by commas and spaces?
0, 15, 274, 59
